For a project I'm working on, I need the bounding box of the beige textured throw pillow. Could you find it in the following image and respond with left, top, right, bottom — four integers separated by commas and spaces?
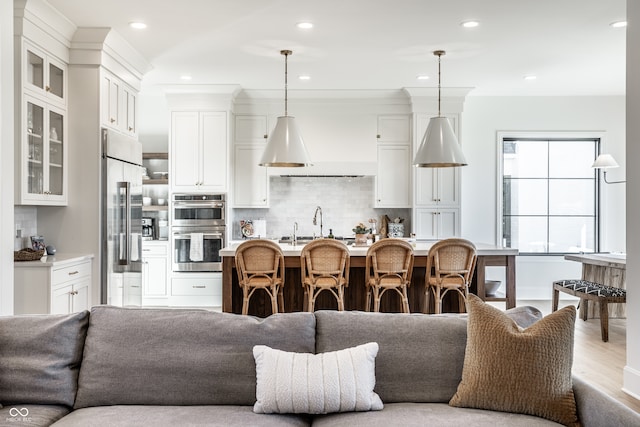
253, 342, 383, 414
449, 294, 579, 427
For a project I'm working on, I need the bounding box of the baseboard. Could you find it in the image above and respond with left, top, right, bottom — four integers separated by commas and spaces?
622, 365, 640, 399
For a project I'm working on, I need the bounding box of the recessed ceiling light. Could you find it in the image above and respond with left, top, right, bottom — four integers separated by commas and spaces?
129, 21, 147, 30
180, 75, 192, 81
298, 75, 311, 80
297, 22, 313, 29
610, 21, 627, 28
461, 20, 479, 28
416, 75, 430, 80
523, 75, 537, 81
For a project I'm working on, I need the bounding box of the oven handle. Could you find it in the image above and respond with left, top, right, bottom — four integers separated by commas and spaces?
173, 232, 224, 239
173, 202, 225, 208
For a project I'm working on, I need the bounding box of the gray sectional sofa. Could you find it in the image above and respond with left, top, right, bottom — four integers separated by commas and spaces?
1, 305, 638, 426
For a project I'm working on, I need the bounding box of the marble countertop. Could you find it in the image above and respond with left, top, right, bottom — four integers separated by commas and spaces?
14, 253, 95, 268
220, 240, 518, 257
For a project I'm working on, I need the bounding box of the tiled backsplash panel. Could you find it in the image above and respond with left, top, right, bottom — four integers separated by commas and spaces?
233, 176, 410, 240
14, 206, 38, 250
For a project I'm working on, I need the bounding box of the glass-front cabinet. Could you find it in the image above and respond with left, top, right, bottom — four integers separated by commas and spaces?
24, 41, 66, 106
19, 95, 67, 205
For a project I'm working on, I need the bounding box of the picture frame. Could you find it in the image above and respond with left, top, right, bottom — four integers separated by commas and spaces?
30, 235, 45, 251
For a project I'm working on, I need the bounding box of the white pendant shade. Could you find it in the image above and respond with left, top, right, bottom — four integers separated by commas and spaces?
591, 154, 620, 169
259, 116, 313, 167
413, 117, 467, 167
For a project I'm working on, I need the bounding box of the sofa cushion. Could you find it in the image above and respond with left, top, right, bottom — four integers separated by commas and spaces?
49, 405, 311, 427
0, 311, 89, 407
314, 311, 468, 403
74, 306, 316, 408
253, 342, 383, 414
311, 402, 562, 427
449, 295, 579, 427
0, 404, 70, 427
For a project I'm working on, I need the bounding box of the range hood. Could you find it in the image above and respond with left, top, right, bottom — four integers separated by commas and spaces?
269, 161, 377, 177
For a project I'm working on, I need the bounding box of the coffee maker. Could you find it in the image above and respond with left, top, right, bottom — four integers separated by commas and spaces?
142, 218, 155, 240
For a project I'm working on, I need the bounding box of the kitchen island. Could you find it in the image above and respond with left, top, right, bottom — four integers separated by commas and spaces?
220, 240, 518, 317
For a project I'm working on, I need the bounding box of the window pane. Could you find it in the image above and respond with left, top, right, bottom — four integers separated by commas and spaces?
503, 140, 548, 178
503, 216, 548, 252
549, 141, 595, 178
503, 179, 547, 215
549, 217, 595, 253
549, 179, 595, 215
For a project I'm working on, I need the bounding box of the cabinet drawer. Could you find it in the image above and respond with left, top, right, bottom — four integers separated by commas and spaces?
171, 277, 220, 296
141, 242, 168, 256
53, 261, 91, 284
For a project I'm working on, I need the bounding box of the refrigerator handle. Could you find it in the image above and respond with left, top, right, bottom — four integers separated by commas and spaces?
117, 181, 130, 265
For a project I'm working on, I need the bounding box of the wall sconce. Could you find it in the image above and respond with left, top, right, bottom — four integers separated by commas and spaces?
591, 154, 626, 184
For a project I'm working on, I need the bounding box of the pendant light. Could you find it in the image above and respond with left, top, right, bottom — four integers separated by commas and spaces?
259, 50, 313, 167
413, 50, 467, 167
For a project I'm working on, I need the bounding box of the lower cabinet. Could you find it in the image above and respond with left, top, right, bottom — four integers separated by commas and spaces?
142, 241, 169, 305
14, 255, 93, 314
414, 208, 460, 240
170, 273, 222, 307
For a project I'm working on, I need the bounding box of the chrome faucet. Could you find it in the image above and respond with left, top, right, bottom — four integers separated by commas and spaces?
293, 221, 298, 245
312, 206, 323, 238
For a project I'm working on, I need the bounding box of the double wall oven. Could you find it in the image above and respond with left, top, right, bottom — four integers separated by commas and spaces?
172, 193, 225, 272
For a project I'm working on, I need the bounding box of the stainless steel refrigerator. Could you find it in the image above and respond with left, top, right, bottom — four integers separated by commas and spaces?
101, 128, 143, 306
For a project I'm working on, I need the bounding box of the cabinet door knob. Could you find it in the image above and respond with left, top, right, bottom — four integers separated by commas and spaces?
110, 118, 116, 123
264, 134, 268, 139
376, 134, 381, 139
128, 127, 133, 131
45, 85, 50, 92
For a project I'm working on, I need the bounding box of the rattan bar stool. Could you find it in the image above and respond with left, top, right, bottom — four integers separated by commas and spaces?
365, 239, 414, 313
235, 239, 285, 315
424, 238, 477, 314
300, 239, 350, 311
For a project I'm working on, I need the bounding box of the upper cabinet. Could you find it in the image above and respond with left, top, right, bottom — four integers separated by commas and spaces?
101, 70, 138, 138
171, 111, 228, 193
233, 115, 270, 208
375, 115, 411, 208
15, 31, 70, 205
23, 41, 66, 107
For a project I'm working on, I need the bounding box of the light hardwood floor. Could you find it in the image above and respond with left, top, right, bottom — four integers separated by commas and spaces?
520, 299, 640, 414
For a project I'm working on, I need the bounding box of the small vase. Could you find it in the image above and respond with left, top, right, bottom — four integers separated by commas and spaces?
355, 234, 368, 245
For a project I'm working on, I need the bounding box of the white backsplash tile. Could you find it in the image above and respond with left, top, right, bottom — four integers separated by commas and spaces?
232, 176, 410, 240
14, 206, 38, 250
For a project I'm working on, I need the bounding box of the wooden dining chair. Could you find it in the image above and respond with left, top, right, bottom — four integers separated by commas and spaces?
365, 239, 414, 313
424, 238, 477, 314
234, 239, 285, 315
300, 239, 350, 311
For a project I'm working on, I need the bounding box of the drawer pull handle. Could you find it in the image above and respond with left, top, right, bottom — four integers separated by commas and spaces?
68, 271, 79, 275
192, 285, 206, 289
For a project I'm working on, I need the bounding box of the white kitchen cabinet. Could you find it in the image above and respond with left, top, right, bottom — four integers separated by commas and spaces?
377, 115, 411, 143
414, 208, 460, 240
235, 115, 269, 143
234, 144, 269, 207
16, 94, 68, 205
376, 144, 411, 208
22, 41, 67, 107
101, 70, 138, 138
170, 273, 222, 307
14, 255, 93, 314
415, 168, 460, 206
142, 241, 169, 304
171, 111, 228, 193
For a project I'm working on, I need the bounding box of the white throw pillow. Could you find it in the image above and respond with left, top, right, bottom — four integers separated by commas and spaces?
253, 342, 383, 414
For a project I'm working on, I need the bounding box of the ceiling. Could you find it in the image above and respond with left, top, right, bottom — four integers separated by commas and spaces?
47, 0, 627, 96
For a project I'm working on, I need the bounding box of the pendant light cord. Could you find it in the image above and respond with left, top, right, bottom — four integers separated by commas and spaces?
281, 50, 292, 117
434, 50, 445, 117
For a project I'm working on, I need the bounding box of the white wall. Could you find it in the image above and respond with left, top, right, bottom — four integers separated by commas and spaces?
623, 0, 640, 399
461, 96, 626, 299
0, 0, 14, 315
